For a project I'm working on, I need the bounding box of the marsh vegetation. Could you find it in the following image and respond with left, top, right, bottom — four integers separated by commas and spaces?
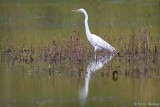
0, 0, 159, 106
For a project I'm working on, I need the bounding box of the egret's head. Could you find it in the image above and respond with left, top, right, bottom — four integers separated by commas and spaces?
72, 8, 85, 13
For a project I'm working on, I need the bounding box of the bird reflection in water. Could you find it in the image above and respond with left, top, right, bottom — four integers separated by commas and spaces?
79, 53, 116, 105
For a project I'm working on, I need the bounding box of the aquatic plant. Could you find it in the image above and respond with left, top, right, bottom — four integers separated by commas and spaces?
0, 27, 159, 76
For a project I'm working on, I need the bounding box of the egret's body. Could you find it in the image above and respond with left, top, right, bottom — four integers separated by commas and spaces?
72, 8, 116, 53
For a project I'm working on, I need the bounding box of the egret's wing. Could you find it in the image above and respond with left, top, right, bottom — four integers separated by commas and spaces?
91, 34, 116, 51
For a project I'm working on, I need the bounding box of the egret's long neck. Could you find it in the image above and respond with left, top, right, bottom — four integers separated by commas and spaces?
83, 11, 91, 36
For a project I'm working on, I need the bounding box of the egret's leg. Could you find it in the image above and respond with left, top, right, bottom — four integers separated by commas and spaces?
94, 54, 97, 60
94, 47, 97, 60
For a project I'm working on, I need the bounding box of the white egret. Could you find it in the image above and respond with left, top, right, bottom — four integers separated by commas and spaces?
72, 8, 117, 53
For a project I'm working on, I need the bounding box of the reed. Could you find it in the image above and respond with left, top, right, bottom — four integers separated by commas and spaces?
0, 28, 159, 76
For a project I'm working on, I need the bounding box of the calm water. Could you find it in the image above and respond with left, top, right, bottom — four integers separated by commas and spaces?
0, 54, 159, 107
0, 0, 160, 106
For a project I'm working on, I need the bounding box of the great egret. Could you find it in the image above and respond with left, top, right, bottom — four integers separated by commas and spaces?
72, 8, 117, 53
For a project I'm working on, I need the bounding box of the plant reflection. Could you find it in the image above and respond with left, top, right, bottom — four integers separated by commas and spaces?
112, 71, 118, 81
79, 53, 116, 104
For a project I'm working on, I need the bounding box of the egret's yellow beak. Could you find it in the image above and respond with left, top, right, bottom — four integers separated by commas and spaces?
72, 10, 78, 12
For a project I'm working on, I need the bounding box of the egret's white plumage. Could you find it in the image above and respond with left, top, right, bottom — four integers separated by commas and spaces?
72, 8, 117, 53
